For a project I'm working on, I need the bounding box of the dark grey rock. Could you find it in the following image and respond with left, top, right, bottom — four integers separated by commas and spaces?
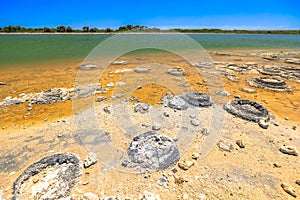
247, 76, 291, 92
224, 99, 270, 123
95, 96, 107, 102
12, 153, 82, 200
103, 106, 111, 114
157, 176, 169, 187
110, 93, 124, 100
167, 68, 186, 76
216, 91, 231, 96
162, 94, 188, 110
128, 131, 180, 170
134, 103, 150, 114
134, 68, 151, 73
180, 91, 213, 107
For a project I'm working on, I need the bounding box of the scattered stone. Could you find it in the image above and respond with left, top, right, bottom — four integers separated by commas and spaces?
163, 111, 170, 117
281, 183, 297, 198
217, 141, 234, 152
258, 118, 270, 129
285, 117, 289, 121
106, 82, 115, 87
80, 192, 99, 200
95, 96, 107, 102
296, 180, 300, 186
216, 91, 231, 96
134, 68, 151, 73
178, 160, 194, 170
171, 168, 178, 173
201, 128, 209, 136
157, 176, 168, 187
128, 131, 180, 170
225, 74, 239, 82
79, 64, 97, 70
167, 68, 186, 76
292, 125, 297, 130
134, 103, 150, 114
273, 163, 281, 168
116, 81, 126, 86
84, 152, 97, 168
262, 55, 279, 60
56, 133, 63, 137
236, 140, 245, 148
247, 76, 291, 92
0, 81, 6, 85
12, 153, 82, 200
241, 88, 256, 93
224, 99, 270, 123
191, 152, 200, 160
110, 93, 124, 100
112, 60, 127, 65
140, 190, 161, 200
190, 119, 200, 126
180, 91, 213, 107
103, 106, 111, 114
121, 160, 130, 167
279, 145, 298, 156
152, 122, 162, 131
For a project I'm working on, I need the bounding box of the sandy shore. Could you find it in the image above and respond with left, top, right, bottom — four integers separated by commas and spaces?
0, 49, 299, 199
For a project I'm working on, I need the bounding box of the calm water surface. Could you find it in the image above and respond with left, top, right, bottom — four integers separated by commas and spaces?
0, 34, 299, 66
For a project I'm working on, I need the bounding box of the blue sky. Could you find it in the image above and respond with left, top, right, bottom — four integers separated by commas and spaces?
1, 0, 300, 30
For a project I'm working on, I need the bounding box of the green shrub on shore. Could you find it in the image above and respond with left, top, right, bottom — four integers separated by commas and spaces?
0, 25, 299, 34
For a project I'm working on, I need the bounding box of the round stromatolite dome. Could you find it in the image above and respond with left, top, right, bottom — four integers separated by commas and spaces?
12, 153, 82, 200
180, 91, 213, 107
247, 76, 291, 92
224, 99, 270, 123
128, 131, 180, 170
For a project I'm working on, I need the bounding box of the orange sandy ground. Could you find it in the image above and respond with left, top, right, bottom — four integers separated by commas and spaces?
0, 51, 299, 130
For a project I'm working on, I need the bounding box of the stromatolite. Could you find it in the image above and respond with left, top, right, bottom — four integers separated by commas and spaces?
247, 76, 291, 92
180, 91, 213, 107
223, 99, 270, 123
127, 131, 180, 170
12, 153, 82, 200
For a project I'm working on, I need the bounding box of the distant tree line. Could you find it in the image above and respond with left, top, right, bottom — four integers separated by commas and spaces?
0, 25, 299, 34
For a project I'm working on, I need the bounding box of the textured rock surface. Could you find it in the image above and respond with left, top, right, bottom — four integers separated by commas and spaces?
12, 153, 82, 200
224, 99, 270, 123
166, 68, 186, 76
180, 91, 213, 107
247, 77, 291, 92
128, 131, 180, 170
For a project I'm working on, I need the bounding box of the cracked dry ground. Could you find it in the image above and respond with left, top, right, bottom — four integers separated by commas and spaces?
0, 49, 299, 199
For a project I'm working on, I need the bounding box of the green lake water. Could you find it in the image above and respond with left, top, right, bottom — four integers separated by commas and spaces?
0, 34, 299, 67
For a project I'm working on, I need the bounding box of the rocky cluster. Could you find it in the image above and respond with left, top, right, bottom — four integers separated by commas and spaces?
13, 153, 82, 200
162, 91, 213, 110
258, 65, 300, 82
247, 76, 291, 92
223, 99, 270, 123
127, 131, 180, 170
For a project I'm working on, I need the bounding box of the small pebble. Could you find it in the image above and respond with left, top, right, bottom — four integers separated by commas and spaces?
191, 152, 200, 160
236, 140, 245, 148
178, 160, 194, 170
279, 145, 298, 156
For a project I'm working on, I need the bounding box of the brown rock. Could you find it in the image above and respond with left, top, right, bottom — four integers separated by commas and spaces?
178, 160, 194, 170
236, 140, 245, 148
279, 145, 298, 156
281, 183, 297, 198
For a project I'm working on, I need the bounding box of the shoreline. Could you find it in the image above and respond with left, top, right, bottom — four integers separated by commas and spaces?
1, 32, 300, 35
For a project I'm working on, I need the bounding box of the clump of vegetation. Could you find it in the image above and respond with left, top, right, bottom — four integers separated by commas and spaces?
0, 25, 299, 34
